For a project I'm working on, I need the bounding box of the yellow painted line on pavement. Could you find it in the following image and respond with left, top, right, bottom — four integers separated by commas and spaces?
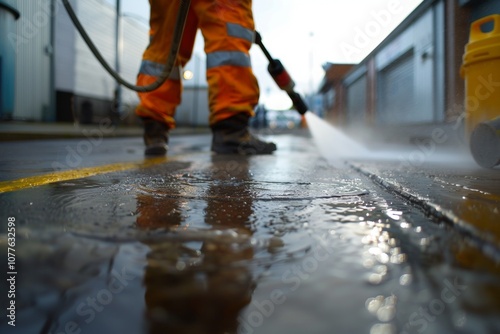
0, 157, 168, 194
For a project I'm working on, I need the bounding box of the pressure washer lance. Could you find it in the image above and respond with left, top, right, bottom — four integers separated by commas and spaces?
254, 32, 309, 115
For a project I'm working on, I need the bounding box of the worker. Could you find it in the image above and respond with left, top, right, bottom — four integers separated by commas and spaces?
136, 0, 277, 156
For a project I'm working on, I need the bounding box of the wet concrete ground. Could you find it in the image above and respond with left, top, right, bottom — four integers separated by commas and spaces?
0, 132, 500, 334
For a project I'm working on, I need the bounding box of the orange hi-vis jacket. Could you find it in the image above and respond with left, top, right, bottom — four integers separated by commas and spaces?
136, 0, 260, 128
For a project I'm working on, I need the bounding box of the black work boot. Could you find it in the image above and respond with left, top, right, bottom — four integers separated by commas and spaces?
142, 118, 168, 156
211, 113, 277, 155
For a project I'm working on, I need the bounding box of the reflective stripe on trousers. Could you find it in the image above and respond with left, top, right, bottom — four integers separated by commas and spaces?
139, 61, 181, 80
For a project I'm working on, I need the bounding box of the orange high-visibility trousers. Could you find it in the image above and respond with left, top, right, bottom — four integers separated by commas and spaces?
136, 0, 260, 129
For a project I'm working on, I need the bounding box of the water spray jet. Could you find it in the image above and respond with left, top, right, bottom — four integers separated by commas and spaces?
255, 32, 372, 164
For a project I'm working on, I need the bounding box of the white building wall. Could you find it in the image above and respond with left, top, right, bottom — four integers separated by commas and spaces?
346, 75, 367, 125
14, 1, 52, 121
0, 0, 19, 118
14, 0, 208, 124
120, 17, 149, 106
73, 0, 116, 100
54, 0, 76, 92
55, 0, 150, 107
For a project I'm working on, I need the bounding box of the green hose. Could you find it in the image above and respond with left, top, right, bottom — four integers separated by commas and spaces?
62, 0, 191, 92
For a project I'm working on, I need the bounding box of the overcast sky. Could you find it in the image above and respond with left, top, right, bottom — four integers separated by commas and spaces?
104, 0, 423, 109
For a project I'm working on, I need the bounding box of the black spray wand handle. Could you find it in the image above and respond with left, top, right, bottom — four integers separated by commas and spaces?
254, 32, 274, 63
254, 32, 309, 115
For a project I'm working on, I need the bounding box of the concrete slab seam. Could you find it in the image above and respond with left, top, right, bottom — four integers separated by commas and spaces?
349, 163, 500, 263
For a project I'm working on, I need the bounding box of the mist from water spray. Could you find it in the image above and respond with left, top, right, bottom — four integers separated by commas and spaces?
305, 112, 476, 168
305, 112, 368, 167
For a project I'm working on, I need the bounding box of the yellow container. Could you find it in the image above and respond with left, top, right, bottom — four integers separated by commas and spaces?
461, 14, 500, 136
461, 15, 500, 168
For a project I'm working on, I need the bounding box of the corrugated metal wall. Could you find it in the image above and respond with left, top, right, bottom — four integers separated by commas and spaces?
54, 0, 76, 93
374, 7, 438, 125
346, 75, 367, 125
338, 2, 446, 126
121, 18, 148, 106
54, 0, 149, 121
0, 0, 19, 119
12, 0, 210, 125
14, 1, 52, 121
72, 0, 148, 105
378, 52, 415, 124
73, 0, 116, 100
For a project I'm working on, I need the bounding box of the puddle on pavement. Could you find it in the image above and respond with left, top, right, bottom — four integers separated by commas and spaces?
1, 153, 500, 334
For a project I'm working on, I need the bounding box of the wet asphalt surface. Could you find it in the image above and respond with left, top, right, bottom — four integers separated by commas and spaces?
0, 132, 500, 334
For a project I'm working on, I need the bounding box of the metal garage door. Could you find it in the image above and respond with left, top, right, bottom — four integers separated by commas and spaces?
346, 75, 367, 125
378, 51, 414, 124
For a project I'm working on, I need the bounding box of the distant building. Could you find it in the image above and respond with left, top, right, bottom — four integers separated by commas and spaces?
318, 63, 354, 123
319, 0, 500, 143
1, 0, 209, 126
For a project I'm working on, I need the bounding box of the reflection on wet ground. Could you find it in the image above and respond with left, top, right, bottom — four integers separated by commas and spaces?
353, 163, 500, 254
0, 135, 500, 334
